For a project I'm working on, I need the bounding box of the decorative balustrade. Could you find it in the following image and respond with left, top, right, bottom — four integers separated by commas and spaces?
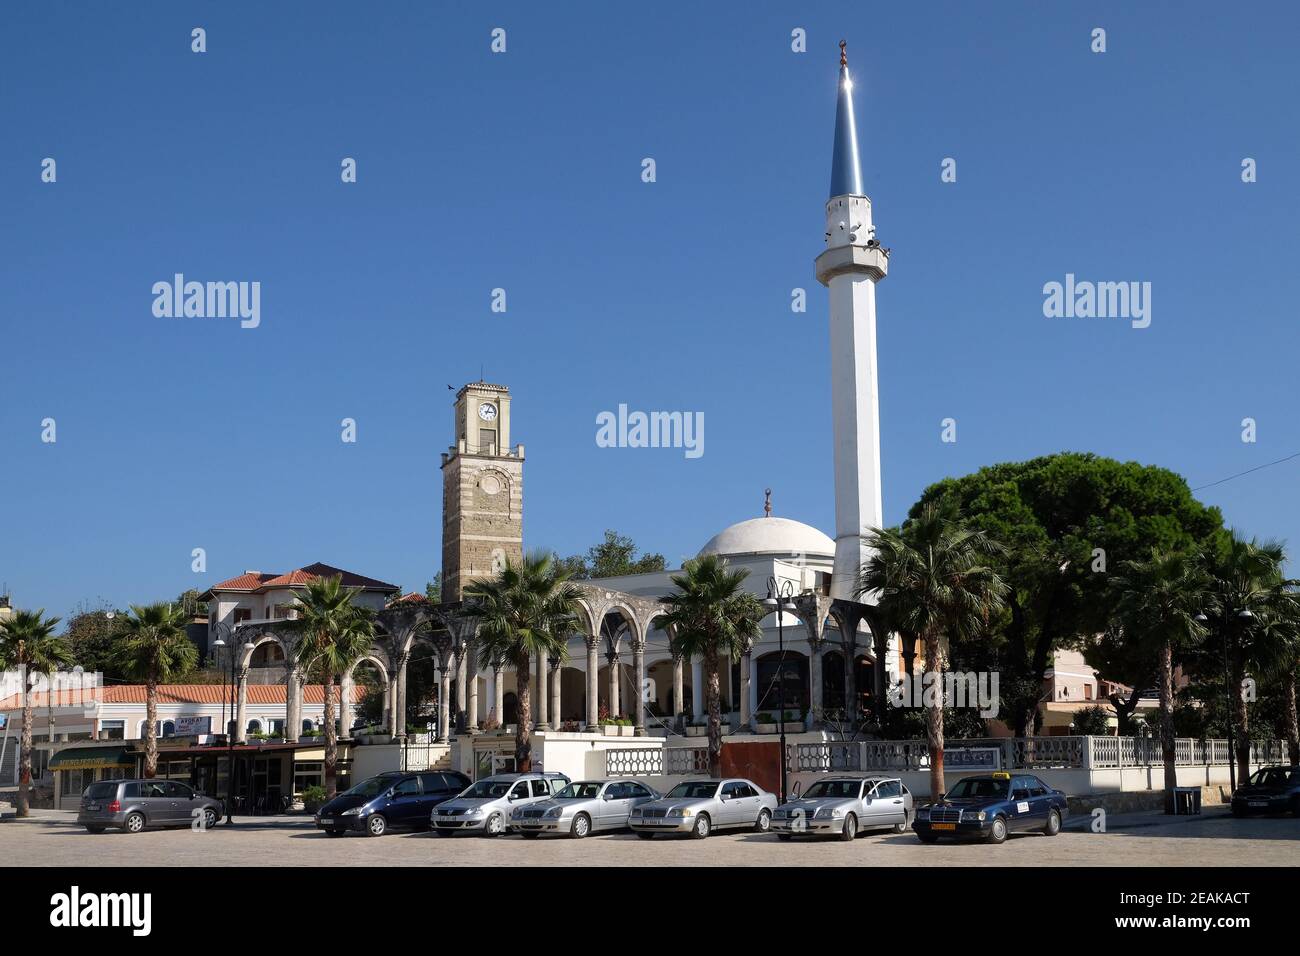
791, 741, 862, 772
604, 747, 663, 776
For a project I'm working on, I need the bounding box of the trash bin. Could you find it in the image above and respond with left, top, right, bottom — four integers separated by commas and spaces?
1173, 786, 1201, 815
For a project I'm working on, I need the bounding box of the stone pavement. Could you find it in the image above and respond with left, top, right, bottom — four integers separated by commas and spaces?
3, 809, 1296, 867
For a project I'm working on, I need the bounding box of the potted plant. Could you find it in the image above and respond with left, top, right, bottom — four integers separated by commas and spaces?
301, 785, 327, 813
685, 716, 707, 737
755, 712, 778, 734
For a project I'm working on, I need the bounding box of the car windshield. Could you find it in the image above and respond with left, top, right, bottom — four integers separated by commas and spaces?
945, 778, 1009, 800
461, 780, 512, 799
344, 775, 399, 798
666, 782, 719, 799
1248, 768, 1292, 787
802, 780, 862, 799
555, 783, 602, 800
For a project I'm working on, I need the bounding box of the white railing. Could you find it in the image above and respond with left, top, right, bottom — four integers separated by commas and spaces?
856, 736, 1286, 772
603, 745, 709, 777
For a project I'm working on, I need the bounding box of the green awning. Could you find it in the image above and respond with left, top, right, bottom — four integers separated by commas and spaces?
48, 746, 135, 771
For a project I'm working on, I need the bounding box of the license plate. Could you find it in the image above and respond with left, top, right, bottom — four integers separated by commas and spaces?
86, 804, 99, 811
319, 818, 334, 825
1248, 801, 1267, 808
932, 822, 956, 831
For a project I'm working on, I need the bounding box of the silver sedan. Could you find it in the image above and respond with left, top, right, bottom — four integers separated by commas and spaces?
629, 778, 777, 839
772, 775, 913, 840
510, 779, 660, 838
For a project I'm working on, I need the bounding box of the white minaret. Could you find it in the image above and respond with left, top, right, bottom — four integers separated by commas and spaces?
815, 42, 889, 601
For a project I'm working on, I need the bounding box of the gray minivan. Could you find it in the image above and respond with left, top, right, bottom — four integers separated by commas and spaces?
78, 779, 224, 833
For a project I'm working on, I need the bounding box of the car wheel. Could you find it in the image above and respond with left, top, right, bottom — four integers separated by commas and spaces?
690, 814, 711, 839
636, 831, 655, 839
1043, 809, 1061, 836
202, 808, 218, 831
84, 825, 106, 834
571, 813, 591, 839
366, 814, 387, 837
839, 813, 857, 842
485, 813, 505, 837
754, 809, 771, 833
986, 816, 1008, 844
893, 810, 913, 834
124, 812, 146, 834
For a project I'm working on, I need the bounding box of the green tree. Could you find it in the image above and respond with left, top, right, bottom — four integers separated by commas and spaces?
114, 603, 199, 778
659, 555, 765, 778
1111, 550, 1210, 812
1072, 704, 1114, 737
291, 576, 377, 797
424, 572, 442, 604
0, 610, 68, 816
914, 453, 1224, 735
62, 605, 130, 679
859, 503, 1008, 802
1200, 533, 1291, 782
554, 530, 666, 580
464, 553, 584, 775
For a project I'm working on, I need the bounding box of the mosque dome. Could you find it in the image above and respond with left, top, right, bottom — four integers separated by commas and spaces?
697, 516, 835, 559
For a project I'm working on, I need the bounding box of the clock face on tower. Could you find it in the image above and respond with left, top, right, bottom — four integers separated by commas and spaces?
478, 402, 497, 422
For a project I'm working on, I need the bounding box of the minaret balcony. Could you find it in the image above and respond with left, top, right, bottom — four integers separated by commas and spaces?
815, 243, 889, 286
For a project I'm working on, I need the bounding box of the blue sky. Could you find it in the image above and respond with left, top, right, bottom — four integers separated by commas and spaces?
2, 2, 1298, 623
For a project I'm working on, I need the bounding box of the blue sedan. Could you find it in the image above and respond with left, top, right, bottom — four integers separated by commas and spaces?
913, 772, 1068, 844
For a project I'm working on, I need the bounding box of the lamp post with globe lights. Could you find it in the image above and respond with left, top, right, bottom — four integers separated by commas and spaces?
210, 625, 256, 823
763, 577, 798, 803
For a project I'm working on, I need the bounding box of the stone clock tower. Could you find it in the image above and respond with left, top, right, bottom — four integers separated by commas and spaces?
440, 381, 524, 602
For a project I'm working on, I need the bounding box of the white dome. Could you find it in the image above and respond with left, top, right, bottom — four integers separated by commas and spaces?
698, 517, 835, 559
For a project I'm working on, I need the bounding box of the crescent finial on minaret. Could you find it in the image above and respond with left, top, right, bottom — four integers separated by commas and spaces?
839, 39, 847, 67
764, 488, 772, 517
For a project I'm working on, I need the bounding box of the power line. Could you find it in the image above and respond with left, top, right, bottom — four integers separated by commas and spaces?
1192, 451, 1300, 492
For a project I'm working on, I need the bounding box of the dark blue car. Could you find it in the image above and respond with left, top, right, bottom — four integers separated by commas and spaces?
316, 770, 471, 837
913, 771, 1068, 844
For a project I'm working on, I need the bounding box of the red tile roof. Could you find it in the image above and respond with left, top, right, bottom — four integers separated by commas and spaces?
208, 562, 400, 594
0, 683, 366, 710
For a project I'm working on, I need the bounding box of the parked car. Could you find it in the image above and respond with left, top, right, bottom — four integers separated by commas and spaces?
78, 779, 223, 834
316, 770, 471, 837
510, 778, 660, 838
628, 778, 777, 839
772, 775, 913, 841
432, 772, 570, 836
913, 771, 1068, 844
1230, 765, 1300, 817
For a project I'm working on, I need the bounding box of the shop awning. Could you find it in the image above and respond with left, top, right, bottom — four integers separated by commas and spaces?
48, 746, 135, 771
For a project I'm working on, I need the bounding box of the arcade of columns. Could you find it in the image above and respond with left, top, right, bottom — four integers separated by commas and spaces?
227, 586, 893, 744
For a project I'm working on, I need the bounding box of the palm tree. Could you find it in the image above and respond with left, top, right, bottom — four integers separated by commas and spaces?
0, 609, 66, 817
465, 552, 584, 772
858, 503, 1008, 804
1251, 587, 1300, 766
27, 631, 74, 748
291, 575, 376, 797
659, 555, 765, 778
115, 603, 198, 778
1202, 532, 1290, 782
1111, 550, 1211, 812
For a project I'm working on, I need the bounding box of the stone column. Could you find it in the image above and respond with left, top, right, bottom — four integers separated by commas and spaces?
455, 646, 468, 734
549, 657, 561, 729
672, 655, 685, 718
285, 664, 302, 742
339, 673, 355, 739
436, 663, 452, 743
234, 668, 249, 743
395, 654, 409, 738
493, 662, 505, 727
632, 637, 647, 736
691, 657, 704, 718
467, 644, 481, 733
535, 654, 549, 731
808, 637, 824, 727
739, 640, 754, 731
607, 652, 621, 718
585, 637, 600, 731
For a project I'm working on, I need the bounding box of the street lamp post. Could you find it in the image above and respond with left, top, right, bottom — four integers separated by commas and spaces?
211, 629, 255, 824
764, 578, 798, 804
1196, 608, 1253, 794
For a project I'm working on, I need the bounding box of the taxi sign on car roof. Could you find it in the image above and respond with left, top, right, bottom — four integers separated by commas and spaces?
991, 771, 1011, 779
